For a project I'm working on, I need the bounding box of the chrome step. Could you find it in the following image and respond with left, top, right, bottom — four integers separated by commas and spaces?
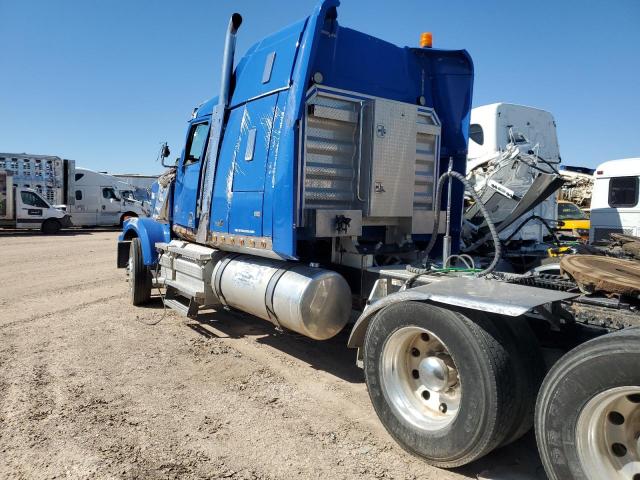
163, 287, 199, 318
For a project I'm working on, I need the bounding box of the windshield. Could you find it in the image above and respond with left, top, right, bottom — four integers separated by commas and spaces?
558, 202, 587, 220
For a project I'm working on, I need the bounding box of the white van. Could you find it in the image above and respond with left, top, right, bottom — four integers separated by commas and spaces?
589, 158, 640, 242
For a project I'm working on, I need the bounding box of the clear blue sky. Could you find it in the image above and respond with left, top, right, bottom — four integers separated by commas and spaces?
1, 0, 638, 175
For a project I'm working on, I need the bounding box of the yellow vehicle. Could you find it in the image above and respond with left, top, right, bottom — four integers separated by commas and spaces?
557, 200, 590, 239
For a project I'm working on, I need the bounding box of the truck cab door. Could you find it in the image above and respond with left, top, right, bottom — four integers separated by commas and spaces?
99, 187, 122, 225
16, 189, 49, 229
173, 121, 209, 230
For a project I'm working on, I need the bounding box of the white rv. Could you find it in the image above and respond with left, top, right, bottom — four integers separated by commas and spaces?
589, 158, 640, 242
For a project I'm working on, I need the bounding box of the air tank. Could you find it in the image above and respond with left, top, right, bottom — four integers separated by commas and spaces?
211, 254, 352, 340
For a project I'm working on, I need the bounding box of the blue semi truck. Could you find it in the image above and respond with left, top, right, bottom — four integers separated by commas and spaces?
116, 2, 640, 478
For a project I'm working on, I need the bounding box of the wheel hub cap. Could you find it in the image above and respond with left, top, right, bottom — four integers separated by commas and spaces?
419, 356, 454, 392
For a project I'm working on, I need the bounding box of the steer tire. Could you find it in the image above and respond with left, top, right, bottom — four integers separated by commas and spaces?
41, 219, 61, 235
129, 237, 151, 306
363, 301, 518, 468
535, 328, 640, 480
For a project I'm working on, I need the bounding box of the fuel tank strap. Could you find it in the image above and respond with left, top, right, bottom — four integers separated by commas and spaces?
264, 264, 298, 331
212, 253, 242, 307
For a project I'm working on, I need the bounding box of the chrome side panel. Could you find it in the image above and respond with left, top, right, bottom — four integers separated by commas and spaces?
301, 86, 441, 236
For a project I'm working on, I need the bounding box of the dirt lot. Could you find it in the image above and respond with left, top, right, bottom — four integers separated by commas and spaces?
0, 231, 546, 479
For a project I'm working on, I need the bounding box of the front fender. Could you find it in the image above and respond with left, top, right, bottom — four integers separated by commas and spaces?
119, 217, 171, 266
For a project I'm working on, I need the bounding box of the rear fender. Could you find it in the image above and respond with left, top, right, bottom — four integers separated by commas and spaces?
119, 217, 171, 266
347, 276, 579, 349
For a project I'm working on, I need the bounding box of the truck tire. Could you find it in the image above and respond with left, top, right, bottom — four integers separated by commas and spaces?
363, 301, 518, 468
41, 219, 61, 235
463, 311, 546, 447
535, 328, 640, 480
490, 314, 545, 446
129, 237, 151, 305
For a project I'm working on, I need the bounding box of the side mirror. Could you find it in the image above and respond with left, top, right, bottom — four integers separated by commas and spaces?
160, 143, 172, 167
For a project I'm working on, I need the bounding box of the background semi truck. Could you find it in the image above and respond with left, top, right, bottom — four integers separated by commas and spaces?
0, 153, 148, 231
116, 2, 640, 479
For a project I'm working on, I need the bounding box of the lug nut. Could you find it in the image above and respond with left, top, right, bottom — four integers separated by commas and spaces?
411, 348, 420, 357
411, 369, 420, 379
439, 403, 447, 413
420, 333, 430, 342
421, 390, 430, 400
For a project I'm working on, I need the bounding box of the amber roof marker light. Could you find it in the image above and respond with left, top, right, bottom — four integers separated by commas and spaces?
420, 32, 433, 48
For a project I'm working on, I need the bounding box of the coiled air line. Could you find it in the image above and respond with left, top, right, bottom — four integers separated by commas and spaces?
407, 166, 501, 277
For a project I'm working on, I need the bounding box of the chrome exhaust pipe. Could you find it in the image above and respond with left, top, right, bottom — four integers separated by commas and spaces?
219, 13, 243, 109
195, 12, 243, 243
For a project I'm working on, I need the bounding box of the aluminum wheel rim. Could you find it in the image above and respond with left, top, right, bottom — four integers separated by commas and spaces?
576, 386, 640, 480
380, 326, 461, 431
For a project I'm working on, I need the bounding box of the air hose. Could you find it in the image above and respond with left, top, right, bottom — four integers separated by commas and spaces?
407, 169, 501, 277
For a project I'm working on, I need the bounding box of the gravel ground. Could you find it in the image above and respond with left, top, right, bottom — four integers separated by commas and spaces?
0, 230, 546, 479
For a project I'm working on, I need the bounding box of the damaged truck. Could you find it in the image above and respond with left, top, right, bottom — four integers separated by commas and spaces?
116, 2, 640, 479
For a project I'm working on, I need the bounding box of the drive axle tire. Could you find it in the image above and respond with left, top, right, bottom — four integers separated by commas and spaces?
363, 302, 518, 468
129, 237, 151, 306
41, 219, 61, 235
490, 314, 545, 446
535, 328, 640, 480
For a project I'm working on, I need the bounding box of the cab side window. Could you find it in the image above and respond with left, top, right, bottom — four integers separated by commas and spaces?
21, 191, 48, 208
102, 187, 119, 200
184, 122, 210, 166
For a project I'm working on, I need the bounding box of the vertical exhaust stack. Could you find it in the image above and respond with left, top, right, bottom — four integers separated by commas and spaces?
195, 12, 242, 243
219, 13, 243, 109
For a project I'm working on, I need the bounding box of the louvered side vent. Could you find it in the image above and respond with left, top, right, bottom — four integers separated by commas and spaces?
412, 111, 441, 234
303, 96, 360, 211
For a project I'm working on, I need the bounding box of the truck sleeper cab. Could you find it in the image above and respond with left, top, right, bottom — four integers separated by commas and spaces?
118, 2, 640, 479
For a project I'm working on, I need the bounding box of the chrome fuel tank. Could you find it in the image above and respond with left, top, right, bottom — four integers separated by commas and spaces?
212, 255, 351, 340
